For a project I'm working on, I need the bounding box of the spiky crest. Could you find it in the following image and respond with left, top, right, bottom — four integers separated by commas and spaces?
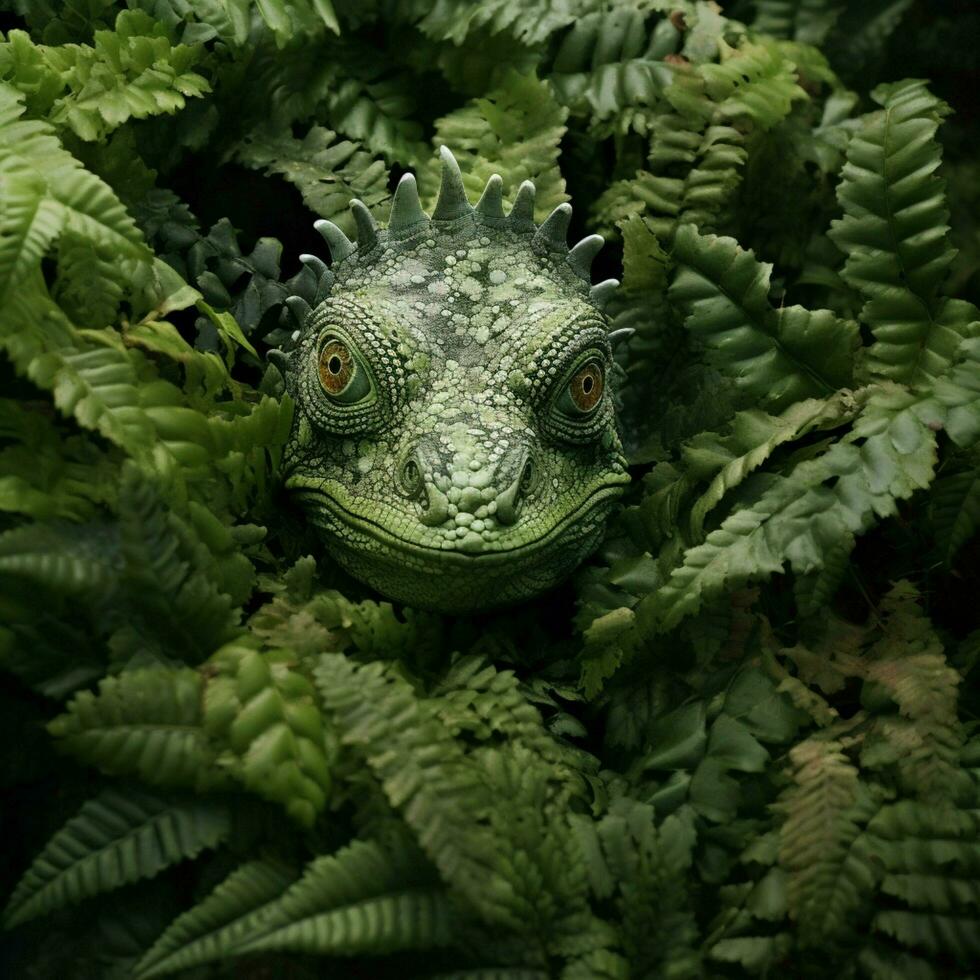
277, 147, 620, 353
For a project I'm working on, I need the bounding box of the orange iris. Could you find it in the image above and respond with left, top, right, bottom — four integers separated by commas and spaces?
569, 362, 603, 412
318, 339, 355, 395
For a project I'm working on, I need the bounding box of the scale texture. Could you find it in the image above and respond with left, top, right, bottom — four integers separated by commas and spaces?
274, 147, 630, 612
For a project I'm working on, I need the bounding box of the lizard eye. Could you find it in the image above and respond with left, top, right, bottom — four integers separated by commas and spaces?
317, 337, 373, 404
556, 358, 605, 417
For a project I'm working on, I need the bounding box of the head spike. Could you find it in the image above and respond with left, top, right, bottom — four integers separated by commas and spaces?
299, 253, 329, 281
475, 174, 505, 219
268, 349, 291, 373
313, 219, 355, 263
285, 295, 312, 326
533, 203, 572, 249
590, 278, 619, 310
568, 234, 604, 280
431, 145, 472, 221
509, 180, 536, 227
350, 200, 379, 251
608, 327, 635, 348
388, 173, 429, 237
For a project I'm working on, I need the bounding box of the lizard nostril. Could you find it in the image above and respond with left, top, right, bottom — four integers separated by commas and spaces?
519, 457, 537, 495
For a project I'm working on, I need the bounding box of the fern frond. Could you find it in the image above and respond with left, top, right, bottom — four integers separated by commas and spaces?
772, 739, 879, 945
548, 7, 676, 130
321, 50, 427, 165
670, 224, 858, 410
421, 69, 569, 222
753, 0, 845, 45
862, 583, 968, 802
0, 82, 148, 303
416, 0, 579, 46
3, 788, 230, 929
203, 638, 332, 827
48, 667, 228, 791
863, 799, 980, 967
0, 398, 117, 521
135, 858, 299, 978
251, 0, 340, 42
315, 653, 595, 944
236, 889, 454, 955
315, 653, 494, 914
113, 465, 242, 661
829, 79, 979, 385
700, 38, 808, 131
576, 799, 700, 975
235, 124, 390, 236
682, 391, 862, 539
929, 452, 980, 565
640, 383, 946, 631
2, 11, 211, 142
826, 0, 916, 77
136, 838, 445, 977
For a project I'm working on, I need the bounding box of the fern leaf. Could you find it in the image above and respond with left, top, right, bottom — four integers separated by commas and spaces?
0, 522, 118, 599
827, 0, 916, 77
114, 466, 242, 661
236, 889, 453, 955
235, 124, 389, 237
864, 800, 980, 966
829, 79, 979, 384
136, 838, 444, 977
326, 62, 429, 167
700, 38, 808, 131
421, 69, 569, 222
772, 739, 879, 945
252, 0, 340, 41
416, 0, 579, 46
929, 452, 980, 565
38, 10, 211, 141
315, 654, 495, 914
753, 0, 845, 45
862, 584, 968, 802
204, 639, 333, 827
548, 7, 675, 128
670, 224, 858, 410
641, 384, 944, 631
3, 788, 230, 929
135, 858, 299, 978
0, 82, 149, 304
48, 667, 228, 791
683, 391, 862, 539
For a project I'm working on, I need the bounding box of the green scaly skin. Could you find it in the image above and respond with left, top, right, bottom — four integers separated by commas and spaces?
273, 147, 630, 613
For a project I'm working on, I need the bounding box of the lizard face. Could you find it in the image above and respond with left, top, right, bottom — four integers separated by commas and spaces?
275, 149, 630, 612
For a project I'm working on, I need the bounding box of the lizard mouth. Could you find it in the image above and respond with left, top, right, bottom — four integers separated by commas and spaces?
291, 481, 627, 567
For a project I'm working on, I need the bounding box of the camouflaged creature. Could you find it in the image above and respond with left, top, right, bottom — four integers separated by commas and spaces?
272, 147, 631, 613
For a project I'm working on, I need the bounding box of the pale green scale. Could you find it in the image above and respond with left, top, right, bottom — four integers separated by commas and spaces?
271, 147, 632, 613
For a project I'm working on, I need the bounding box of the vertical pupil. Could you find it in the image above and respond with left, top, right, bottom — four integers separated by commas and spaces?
328, 355, 343, 374
582, 374, 594, 394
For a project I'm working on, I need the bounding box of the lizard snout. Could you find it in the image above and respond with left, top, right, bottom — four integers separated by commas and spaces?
397, 431, 539, 546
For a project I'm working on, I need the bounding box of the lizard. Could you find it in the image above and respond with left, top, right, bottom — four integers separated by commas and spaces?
271, 147, 631, 613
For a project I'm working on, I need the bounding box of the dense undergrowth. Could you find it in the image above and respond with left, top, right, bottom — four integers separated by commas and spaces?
1, 0, 979, 977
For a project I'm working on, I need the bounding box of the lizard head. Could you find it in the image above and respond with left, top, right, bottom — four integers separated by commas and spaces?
273, 147, 630, 613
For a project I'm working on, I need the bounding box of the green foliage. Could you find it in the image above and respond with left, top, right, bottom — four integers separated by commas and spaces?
2, 787, 230, 928
2, 1, 980, 977
420, 69, 569, 221
48, 667, 227, 791
236, 125, 390, 235
204, 638, 334, 827
829, 79, 978, 385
